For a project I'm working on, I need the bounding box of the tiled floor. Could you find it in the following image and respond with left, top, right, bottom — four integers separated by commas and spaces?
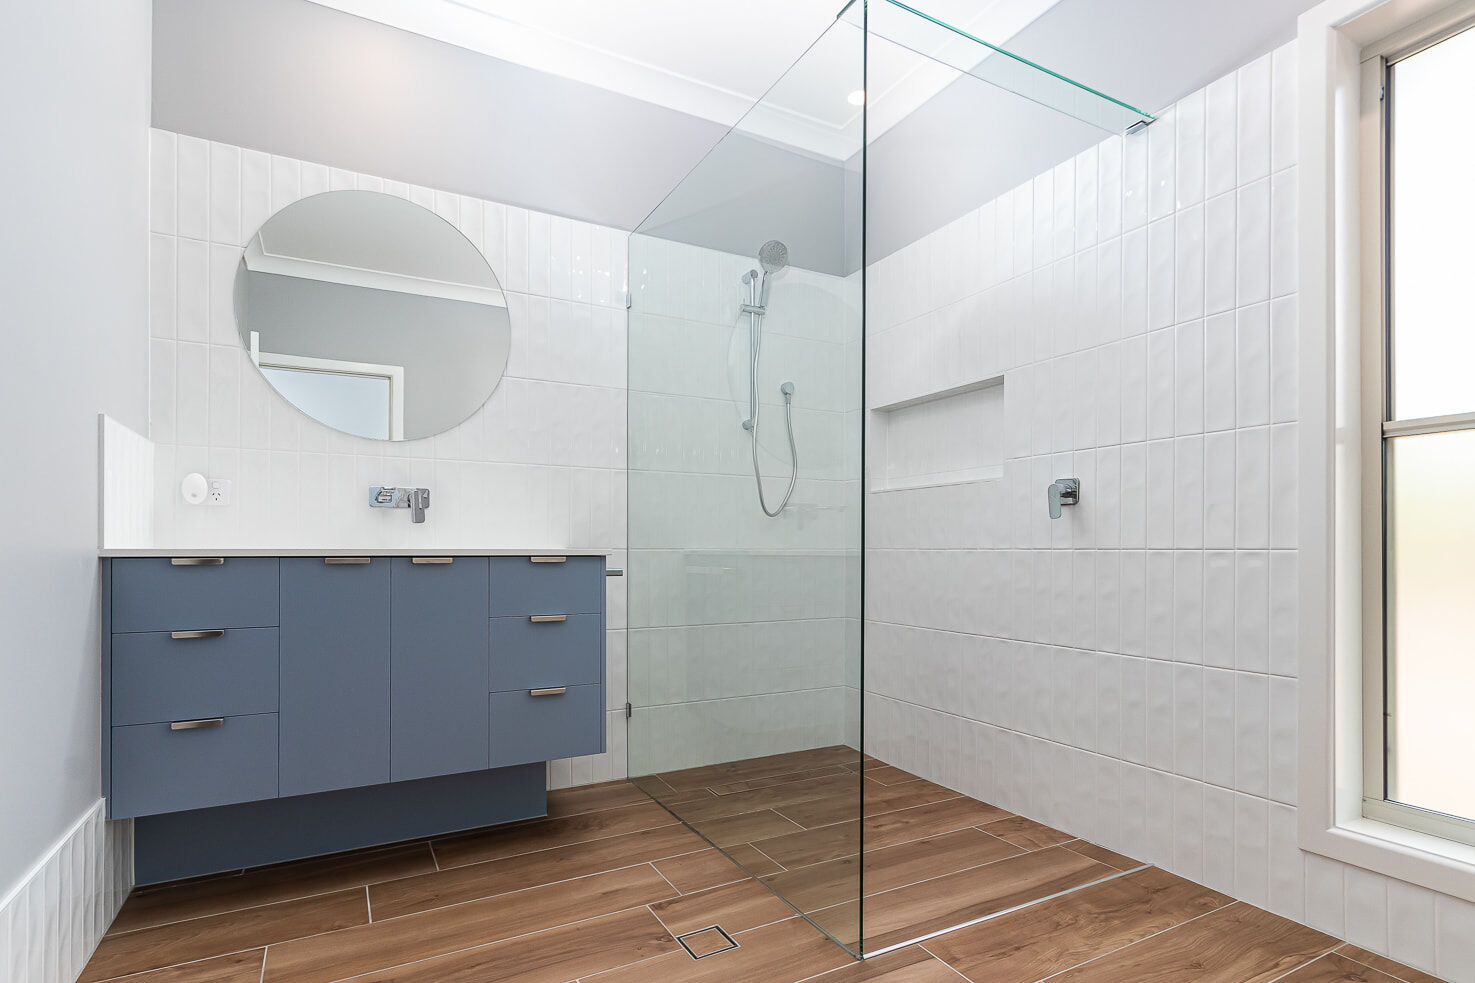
80, 748, 1449, 983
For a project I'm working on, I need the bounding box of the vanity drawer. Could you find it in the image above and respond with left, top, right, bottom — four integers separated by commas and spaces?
112, 628, 278, 726
112, 557, 279, 633
489, 684, 602, 768
489, 556, 603, 617
111, 713, 279, 819
489, 614, 601, 691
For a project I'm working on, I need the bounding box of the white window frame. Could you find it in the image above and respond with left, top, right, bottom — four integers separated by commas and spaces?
248, 330, 405, 440
1300, 0, 1475, 902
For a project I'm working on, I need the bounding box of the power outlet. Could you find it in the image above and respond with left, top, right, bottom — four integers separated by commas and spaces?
208, 478, 233, 506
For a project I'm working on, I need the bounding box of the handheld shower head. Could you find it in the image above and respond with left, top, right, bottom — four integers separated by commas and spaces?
759, 239, 789, 274
757, 240, 789, 308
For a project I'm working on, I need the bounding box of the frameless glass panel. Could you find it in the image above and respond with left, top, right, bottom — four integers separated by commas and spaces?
1386, 430, 1475, 823
628, 0, 1154, 959
627, 8, 867, 958
1389, 26, 1475, 421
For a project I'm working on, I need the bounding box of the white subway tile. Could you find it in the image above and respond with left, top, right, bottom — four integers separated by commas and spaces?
150, 129, 177, 234
1271, 42, 1299, 172
1237, 178, 1272, 306
1234, 671, 1269, 797
1237, 53, 1272, 184
1205, 72, 1238, 199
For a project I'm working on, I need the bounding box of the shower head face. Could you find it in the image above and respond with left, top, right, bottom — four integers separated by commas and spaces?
759, 240, 789, 275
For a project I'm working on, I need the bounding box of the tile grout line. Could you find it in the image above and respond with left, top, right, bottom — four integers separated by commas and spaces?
1262, 946, 1347, 983
1027, 900, 1241, 983
1335, 946, 1438, 983
646, 862, 682, 900
917, 942, 977, 982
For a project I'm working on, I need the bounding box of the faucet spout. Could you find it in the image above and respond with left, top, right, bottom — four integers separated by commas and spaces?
369, 486, 431, 523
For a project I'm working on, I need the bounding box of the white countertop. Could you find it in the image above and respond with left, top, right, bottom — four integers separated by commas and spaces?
100, 548, 613, 559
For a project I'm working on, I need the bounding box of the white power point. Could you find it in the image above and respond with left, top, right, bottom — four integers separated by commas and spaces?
208, 478, 233, 506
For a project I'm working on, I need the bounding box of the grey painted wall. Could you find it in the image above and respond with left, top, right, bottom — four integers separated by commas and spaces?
0, 0, 151, 899
242, 271, 510, 439
152, 0, 728, 232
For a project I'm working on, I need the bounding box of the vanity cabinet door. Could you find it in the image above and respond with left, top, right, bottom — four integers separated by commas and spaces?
390, 557, 491, 781
279, 558, 392, 797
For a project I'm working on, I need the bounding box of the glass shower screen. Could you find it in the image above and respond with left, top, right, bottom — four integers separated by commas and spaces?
626, 0, 1151, 958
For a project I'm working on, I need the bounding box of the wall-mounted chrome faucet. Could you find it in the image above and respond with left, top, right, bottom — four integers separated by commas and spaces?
370, 486, 430, 523
1047, 478, 1080, 519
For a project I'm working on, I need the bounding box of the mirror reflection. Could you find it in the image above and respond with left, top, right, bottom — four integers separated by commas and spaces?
236, 190, 511, 441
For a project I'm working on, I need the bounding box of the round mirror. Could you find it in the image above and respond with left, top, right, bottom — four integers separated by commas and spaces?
236, 190, 511, 441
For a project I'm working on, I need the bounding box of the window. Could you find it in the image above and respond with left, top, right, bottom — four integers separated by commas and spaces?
1363, 20, 1475, 845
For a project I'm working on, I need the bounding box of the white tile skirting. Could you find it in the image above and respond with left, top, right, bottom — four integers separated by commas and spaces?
0, 801, 132, 983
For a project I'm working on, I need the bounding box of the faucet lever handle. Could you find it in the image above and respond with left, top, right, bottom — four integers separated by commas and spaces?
1047, 478, 1080, 520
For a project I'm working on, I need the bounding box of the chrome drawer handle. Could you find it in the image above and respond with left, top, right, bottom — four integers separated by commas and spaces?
529, 615, 567, 623
170, 557, 225, 566
170, 629, 225, 640
324, 557, 371, 565
170, 718, 224, 731
529, 687, 567, 697
530, 556, 566, 564
411, 557, 454, 565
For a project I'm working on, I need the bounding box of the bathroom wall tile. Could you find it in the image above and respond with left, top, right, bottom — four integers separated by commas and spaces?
1269, 423, 1297, 549
1202, 784, 1237, 894
1204, 192, 1236, 316
1147, 217, 1175, 331
1202, 667, 1235, 786
1387, 879, 1438, 974
1236, 551, 1269, 674
240, 149, 272, 241
1123, 124, 1149, 232
1205, 72, 1238, 198
1175, 205, 1205, 322
208, 142, 241, 246
1237, 178, 1272, 307
1203, 551, 1236, 669
149, 129, 177, 235
1175, 89, 1206, 208
1270, 295, 1298, 424
174, 342, 209, 446
1436, 895, 1475, 983
1305, 854, 1347, 938
149, 234, 176, 341
1233, 792, 1269, 908
1270, 167, 1298, 298
1271, 41, 1300, 172
1203, 430, 1236, 549
1234, 671, 1269, 797
175, 237, 209, 344
1148, 106, 1176, 222
1235, 426, 1269, 548
1268, 802, 1305, 923
269, 155, 301, 213
1173, 435, 1203, 548
176, 134, 210, 241
1345, 866, 1390, 956
207, 345, 239, 447
1268, 675, 1296, 804
1237, 53, 1272, 184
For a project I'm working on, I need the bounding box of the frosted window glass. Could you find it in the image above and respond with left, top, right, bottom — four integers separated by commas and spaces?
1389, 27, 1475, 420
1387, 430, 1475, 821
262, 366, 391, 440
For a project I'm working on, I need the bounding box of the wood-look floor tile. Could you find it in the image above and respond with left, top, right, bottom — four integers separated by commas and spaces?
1059, 841, 1144, 871
1336, 945, 1447, 983
583, 916, 853, 983
263, 864, 676, 983
368, 824, 705, 920
649, 878, 795, 937
431, 802, 675, 868
709, 765, 851, 795
674, 773, 861, 824
924, 866, 1233, 983
652, 847, 780, 894
783, 783, 958, 830
814, 945, 962, 983
545, 781, 652, 819
696, 809, 804, 847
110, 844, 434, 935
754, 797, 1017, 870
1279, 953, 1410, 983
84, 950, 265, 983
342, 906, 678, 983
763, 828, 1022, 914
81, 889, 367, 983
1047, 902, 1335, 983
980, 816, 1076, 851
859, 766, 924, 787
656, 747, 861, 792
853, 846, 1117, 951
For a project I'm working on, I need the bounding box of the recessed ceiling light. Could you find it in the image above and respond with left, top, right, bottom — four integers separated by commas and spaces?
847, 89, 866, 106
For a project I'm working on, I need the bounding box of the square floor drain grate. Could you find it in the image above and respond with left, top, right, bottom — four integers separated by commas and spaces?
677, 925, 739, 959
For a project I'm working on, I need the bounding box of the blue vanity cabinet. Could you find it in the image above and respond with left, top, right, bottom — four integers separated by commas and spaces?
279, 558, 392, 797
104, 551, 606, 881
390, 557, 491, 781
